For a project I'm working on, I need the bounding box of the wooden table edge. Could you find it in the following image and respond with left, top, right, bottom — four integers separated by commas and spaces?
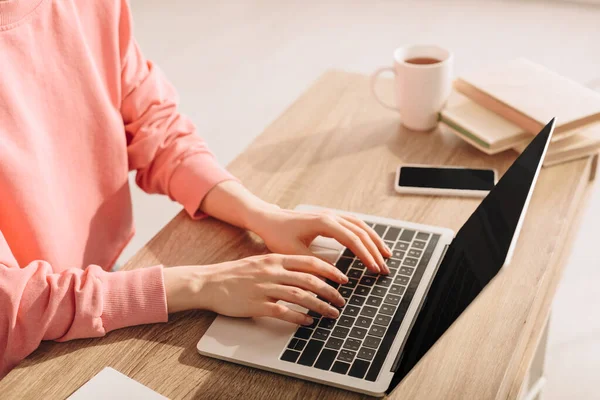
499, 156, 596, 399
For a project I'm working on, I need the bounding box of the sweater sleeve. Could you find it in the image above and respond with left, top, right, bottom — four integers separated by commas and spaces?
0, 231, 168, 379
117, 0, 237, 219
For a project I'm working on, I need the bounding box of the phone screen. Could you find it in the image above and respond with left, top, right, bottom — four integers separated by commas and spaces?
398, 166, 495, 191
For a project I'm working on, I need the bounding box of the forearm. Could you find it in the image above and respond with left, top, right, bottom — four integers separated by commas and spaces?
199, 180, 276, 231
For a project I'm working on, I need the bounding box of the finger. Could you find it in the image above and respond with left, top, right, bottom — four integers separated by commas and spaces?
263, 303, 314, 326
282, 254, 348, 284
279, 270, 345, 307
340, 214, 392, 258
337, 217, 389, 274
312, 215, 381, 273
269, 285, 340, 319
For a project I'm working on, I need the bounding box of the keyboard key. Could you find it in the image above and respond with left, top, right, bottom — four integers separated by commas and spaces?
363, 336, 382, 349
343, 338, 362, 351
412, 240, 426, 249
358, 347, 376, 361
384, 294, 402, 306
383, 227, 401, 242
331, 361, 351, 375
356, 316, 373, 329
364, 269, 378, 277
326, 279, 339, 290
372, 286, 386, 297
386, 259, 401, 269
369, 325, 386, 338
380, 304, 396, 316
313, 328, 330, 341
342, 248, 355, 258
349, 327, 368, 340
373, 224, 387, 237
332, 326, 350, 338
306, 318, 319, 329
355, 285, 370, 297
366, 296, 382, 307
338, 349, 357, 363
399, 229, 415, 242
384, 240, 394, 250
352, 260, 366, 270
344, 278, 358, 289
376, 276, 393, 287
374, 314, 392, 326
297, 339, 325, 366
403, 258, 417, 267
287, 338, 299, 350
336, 257, 353, 274
294, 327, 313, 339
315, 348, 338, 370
360, 306, 378, 317
348, 269, 363, 279
294, 339, 307, 351
359, 276, 376, 286
319, 318, 336, 330
349, 295, 366, 306
338, 315, 355, 328
395, 242, 409, 251
308, 310, 321, 318
399, 266, 415, 276
416, 232, 430, 241
281, 349, 301, 363
343, 305, 360, 317
392, 250, 405, 260
349, 359, 370, 379
395, 275, 410, 285
387, 268, 397, 277
325, 337, 344, 350
408, 249, 422, 258
389, 285, 406, 295
339, 287, 353, 298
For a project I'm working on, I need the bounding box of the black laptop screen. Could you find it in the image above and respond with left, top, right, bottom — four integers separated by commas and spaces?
389, 119, 555, 391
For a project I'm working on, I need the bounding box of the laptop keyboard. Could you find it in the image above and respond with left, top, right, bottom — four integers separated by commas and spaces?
280, 222, 440, 381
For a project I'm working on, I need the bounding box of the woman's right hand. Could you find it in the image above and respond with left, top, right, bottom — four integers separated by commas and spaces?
163, 254, 348, 326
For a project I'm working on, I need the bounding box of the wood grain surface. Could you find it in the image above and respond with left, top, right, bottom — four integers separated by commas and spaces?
0, 71, 594, 400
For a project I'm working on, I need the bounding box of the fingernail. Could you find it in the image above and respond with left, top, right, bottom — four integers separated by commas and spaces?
328, 307, 339, 318
372, 263, 381, 273
340, 274, 349, 283
385, 244, 392, 253
303, 317, 314, 326
338, 297, 346, 306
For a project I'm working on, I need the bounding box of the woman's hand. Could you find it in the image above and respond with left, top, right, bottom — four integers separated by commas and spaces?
199, 181, 392, 274
246, 207, 393, 274
163, 254, 348, 325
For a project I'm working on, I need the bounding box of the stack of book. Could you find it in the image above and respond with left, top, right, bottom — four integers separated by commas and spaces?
440, 58, 600, 166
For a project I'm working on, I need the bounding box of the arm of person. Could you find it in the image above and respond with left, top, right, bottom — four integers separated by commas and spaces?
0, 230, 167, 379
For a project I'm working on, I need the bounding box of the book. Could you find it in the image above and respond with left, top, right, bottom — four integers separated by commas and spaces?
513, 121, 600, 167
440, 93, 575, 155
454, 58, 600, 135
441, 93, 531, 154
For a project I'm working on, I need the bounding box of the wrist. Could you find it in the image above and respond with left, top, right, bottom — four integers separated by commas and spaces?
240, 200, 280, 233
163, 266, 212, 313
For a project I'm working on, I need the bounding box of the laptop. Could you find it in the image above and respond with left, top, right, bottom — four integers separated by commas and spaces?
197, 119, 555, 396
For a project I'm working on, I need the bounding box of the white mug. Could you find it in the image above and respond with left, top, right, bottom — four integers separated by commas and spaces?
371, 45, 453, 131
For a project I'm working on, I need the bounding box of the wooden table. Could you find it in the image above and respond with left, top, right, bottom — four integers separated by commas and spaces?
1, 71, 596, 399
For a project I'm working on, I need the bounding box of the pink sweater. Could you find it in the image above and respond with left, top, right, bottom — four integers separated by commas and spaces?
0, 0, 235, 378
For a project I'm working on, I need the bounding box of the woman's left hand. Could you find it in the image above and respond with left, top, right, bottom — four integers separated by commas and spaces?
246, 206, 392, 274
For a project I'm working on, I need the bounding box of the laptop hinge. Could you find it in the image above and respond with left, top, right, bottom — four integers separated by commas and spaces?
390, 243, 450, 372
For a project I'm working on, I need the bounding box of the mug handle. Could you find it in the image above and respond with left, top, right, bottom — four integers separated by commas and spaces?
370, 66, 399, 112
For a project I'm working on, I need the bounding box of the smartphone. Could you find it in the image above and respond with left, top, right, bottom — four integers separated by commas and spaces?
394, 164, 497, 198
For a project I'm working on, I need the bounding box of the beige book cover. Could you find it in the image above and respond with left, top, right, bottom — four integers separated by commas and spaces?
454, 58, 600, 135
440, 93, 573, 155
513, 121, 600, 167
